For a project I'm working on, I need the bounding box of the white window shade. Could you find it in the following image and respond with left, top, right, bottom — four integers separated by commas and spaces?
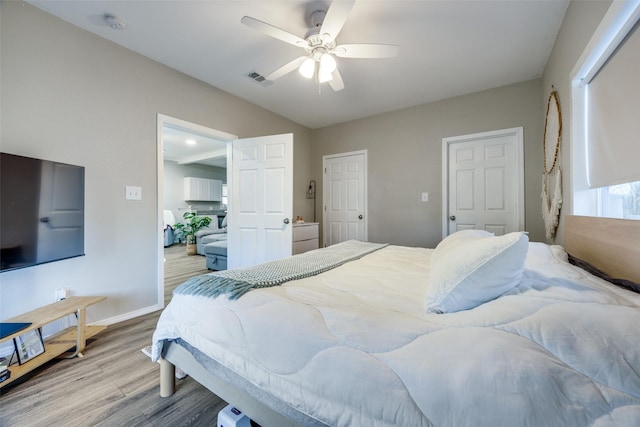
587, 22, 640, 188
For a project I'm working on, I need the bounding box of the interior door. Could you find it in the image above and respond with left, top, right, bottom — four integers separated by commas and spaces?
323, 150, 367, 246
442, 128, 524, 237
228, 133, 293, 269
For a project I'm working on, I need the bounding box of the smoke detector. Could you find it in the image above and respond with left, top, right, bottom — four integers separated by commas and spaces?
104, 14, 127, 31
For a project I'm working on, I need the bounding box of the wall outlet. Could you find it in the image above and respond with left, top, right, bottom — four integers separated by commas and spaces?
421, 192, 429, 202
55, 288, 70, 301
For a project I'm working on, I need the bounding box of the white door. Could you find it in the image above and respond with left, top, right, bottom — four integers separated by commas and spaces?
442, 128, 524, 237
323, 150, 367, 246
37, 161, 84, 262
228, 133, 293, 269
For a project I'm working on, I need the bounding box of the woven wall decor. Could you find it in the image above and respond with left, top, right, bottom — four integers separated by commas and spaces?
542, 89, 562, 240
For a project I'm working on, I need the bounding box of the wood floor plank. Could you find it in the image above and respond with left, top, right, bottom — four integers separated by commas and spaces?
0, 245, 222, 426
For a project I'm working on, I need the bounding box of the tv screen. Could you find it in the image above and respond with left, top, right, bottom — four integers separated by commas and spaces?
1, 153, 85, 272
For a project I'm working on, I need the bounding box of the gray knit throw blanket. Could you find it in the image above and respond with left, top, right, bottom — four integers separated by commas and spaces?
174, 240, 388, 300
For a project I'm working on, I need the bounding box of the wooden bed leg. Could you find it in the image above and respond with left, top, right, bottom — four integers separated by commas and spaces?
159, 357, 176, 397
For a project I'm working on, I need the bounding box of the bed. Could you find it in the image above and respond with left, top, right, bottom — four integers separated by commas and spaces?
152, 215, 640, 427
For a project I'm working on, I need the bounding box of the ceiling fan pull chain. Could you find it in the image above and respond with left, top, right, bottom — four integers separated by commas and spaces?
315, 61, 321, 94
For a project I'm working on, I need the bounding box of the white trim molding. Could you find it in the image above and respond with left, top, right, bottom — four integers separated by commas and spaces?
156, 114, 237, 309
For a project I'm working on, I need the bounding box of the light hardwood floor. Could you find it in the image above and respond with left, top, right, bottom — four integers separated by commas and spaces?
0, 245, 227, 427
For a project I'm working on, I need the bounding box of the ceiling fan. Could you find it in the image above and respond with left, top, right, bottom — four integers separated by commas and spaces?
241, 0, 398, 92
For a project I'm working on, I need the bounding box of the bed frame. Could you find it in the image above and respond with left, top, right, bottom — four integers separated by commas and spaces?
564, 215, 640, 284
158, 214, 640, 425
159, 341, 323, 427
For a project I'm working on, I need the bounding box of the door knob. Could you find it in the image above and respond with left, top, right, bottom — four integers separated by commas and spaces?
358, 214, 363, 220
449, 215, 456, 221
283, 218, 290, 224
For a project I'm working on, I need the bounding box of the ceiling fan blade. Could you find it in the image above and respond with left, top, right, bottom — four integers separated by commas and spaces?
329, 68, 345, 92
241, 16, 307, 47
320, 0, 356, 42
334, 44, 399, 58
266, 56, 308, 81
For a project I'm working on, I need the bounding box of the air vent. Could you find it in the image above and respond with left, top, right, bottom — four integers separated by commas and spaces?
246, 71, 273, 87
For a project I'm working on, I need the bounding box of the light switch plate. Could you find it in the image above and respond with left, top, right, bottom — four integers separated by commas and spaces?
421, 192, 429, 202
126, 186, 142, 200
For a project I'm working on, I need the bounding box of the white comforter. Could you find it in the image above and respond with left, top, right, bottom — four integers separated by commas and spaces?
152, 243, 640, 427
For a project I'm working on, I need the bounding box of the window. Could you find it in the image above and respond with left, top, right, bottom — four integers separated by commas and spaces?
221, 184, 228, 208
598, 181, 640, 220
571, 1, 640, 219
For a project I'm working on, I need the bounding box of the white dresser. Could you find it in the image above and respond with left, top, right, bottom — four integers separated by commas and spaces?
292, 222, 319, 255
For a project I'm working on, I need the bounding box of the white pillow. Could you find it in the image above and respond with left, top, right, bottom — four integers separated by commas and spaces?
438, 228, 494, 241
525, 242, 568, 268
425, 231, 529, 313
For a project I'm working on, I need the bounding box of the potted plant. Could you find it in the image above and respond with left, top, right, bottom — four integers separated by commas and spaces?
173, 212, 212, 255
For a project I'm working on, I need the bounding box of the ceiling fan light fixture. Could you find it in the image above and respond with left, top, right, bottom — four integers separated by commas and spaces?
320, 53, 336, 73
299, 58, 315, 79
242, 1, 397, 92
319, 69, 333, 83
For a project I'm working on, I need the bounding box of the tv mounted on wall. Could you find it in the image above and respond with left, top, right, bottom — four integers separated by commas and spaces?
0, 152, 85, 272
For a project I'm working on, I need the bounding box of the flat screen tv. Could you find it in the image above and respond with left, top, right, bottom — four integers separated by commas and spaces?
1, 152, 85, 272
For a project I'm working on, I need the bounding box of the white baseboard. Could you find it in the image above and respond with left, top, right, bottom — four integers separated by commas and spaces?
92, 304, 163, 326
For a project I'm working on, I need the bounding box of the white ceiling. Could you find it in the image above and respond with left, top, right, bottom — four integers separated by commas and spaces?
162, 124, 228, 168
28, 0, 569, 132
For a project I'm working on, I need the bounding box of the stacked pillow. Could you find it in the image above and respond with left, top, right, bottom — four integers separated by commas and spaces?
425, 229, 529, 313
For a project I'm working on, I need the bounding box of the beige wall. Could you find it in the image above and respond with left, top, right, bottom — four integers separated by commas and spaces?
0, 2, 311, 322
541, 0, 612, 244
312, 79, 544, 248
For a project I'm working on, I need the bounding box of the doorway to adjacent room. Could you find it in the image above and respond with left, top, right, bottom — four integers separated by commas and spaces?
156, 114, 235, 308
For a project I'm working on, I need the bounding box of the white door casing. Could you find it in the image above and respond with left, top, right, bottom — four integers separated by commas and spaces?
157, 114, 237, 309
442, 127, 524, 238
228, 133, 293, 269
323, 150, 367, 246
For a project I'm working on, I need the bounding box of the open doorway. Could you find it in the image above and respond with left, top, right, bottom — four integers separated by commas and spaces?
156, 114, 237, 308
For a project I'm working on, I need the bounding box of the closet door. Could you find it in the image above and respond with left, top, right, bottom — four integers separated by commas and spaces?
323, 150, 367, 247
442, 128, 524, 237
